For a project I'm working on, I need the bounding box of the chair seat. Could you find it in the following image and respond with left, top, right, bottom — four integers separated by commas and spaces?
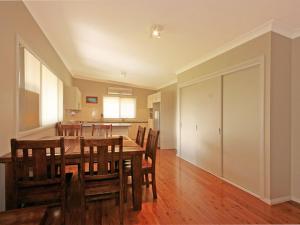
142, 159, 152, 169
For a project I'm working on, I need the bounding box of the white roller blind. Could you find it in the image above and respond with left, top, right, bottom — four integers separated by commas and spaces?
41, 65, 58, 126
24, 49, 40, 93
120, 97, 136, 118
103, 96, 120, 118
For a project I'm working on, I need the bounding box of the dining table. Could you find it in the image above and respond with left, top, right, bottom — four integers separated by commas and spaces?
0, 135, 144, 211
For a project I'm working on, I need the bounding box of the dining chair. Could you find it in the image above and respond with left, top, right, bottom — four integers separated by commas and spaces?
61, 123, 82, 136
124, 128, 160, 201
80, 136, 124, 225
135, 126, 146, 148
10, 137, 69, 224
91, 124, 112, 137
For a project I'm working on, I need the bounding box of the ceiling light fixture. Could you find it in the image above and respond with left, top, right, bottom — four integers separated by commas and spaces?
151, 24, 163, 38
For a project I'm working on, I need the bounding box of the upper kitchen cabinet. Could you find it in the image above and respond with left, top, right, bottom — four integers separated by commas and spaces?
147, 92, 161, 108
64, 86, 82, 110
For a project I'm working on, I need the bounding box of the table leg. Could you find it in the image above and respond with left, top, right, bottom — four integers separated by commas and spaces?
5, 162, 16, 210
131, 154, 142, 210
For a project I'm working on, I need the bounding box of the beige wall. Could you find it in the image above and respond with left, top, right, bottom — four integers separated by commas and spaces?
291, 37, 300, 202
160, 83, 177, 149
0, 2, 73, 211
178, 32, 273, 201
65, 78, 155, 122
270, 33, 291, 199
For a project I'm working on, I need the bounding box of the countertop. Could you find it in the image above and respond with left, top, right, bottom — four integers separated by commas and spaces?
82, 122, 131, 127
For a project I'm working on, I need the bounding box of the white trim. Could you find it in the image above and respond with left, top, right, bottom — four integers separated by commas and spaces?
291, 29, 300, 39
176, 21, 272, 75
221, 177, 263, 201
157, 79, 177, 90
176, 20, 300, 75
291, 196, 300, 204
177, 56, 266, 200
73, 74, 157, 91
266, 196, 291, 205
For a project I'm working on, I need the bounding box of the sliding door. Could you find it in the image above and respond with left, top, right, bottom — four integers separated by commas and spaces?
222, 65, 263, 196
180, 77, 222, 176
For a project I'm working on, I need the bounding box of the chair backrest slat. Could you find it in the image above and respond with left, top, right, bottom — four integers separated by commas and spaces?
50, 148, 55, 178
92, 124, 112, 137
136, 126, 146, 148
61, 124, 82, 136
145, 129, 160, 168
80, 137, 123, 179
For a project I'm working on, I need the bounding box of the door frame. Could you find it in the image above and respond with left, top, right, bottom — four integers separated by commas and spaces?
177, 56, 266, 199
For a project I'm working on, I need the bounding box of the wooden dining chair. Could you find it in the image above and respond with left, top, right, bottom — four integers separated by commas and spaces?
124, 128, 160, 201
91, 124, 112, 137
80, 136, 124, 225
135, 126, 146, 148
61, 123, 82, 136
10, 137, 68, 224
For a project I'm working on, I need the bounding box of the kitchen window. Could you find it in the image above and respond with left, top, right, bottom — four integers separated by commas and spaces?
103, 96, 136, 119
18, 46, 63, 132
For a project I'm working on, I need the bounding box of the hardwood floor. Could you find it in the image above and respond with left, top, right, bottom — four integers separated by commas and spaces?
45, 149, 300, 224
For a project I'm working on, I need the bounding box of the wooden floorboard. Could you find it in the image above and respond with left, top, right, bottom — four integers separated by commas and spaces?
45, 149, 300, 224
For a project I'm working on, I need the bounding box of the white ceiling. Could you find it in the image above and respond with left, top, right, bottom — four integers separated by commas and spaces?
24, 0, 300, 89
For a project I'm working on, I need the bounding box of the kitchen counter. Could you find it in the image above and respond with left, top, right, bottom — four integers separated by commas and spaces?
82, 122, 131, 127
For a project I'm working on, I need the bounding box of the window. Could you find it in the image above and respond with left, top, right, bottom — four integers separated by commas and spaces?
18, 46, 63, 131
103, 96, 136, 119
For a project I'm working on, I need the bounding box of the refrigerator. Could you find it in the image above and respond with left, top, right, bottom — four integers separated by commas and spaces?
153, 102, 160, 148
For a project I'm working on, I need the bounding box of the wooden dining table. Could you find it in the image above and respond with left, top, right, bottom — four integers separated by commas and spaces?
0, 135, 144, 211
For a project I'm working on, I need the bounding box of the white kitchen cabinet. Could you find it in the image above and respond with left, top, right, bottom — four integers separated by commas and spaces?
147, 92, 161, 108
64, 86, 82, 110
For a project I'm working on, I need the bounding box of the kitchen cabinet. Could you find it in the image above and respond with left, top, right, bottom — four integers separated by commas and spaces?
64, 86, 82, 110
147, 92, 161, 108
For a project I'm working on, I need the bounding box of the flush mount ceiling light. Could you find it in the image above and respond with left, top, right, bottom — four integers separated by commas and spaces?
151, 24, 163, 38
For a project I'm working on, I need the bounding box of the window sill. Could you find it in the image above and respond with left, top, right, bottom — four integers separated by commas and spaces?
17, 124, 56, 138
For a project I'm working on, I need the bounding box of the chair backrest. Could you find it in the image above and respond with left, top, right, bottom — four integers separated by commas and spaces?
56, 122, 63, 136
91, 124, 112, 137
135, 126, 146, 148
145, 129, 160, 167
80, 136, 123, 180
11, 137, 65, 186
61, 124, 82, 136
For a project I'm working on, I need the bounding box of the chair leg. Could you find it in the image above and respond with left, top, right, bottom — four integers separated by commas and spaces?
145, 171, 150, 188
81, 194, 85, 225
119, 190, 124, 225
152, 172, 157, 199
123, 174, 128, 203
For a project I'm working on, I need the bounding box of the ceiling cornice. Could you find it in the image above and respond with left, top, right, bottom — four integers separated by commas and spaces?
176, 20, 300, 75
157, 79, 178, 90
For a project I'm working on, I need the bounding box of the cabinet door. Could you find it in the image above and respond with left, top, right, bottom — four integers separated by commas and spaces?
180, 77, 221, 176
223, 65, 262, 196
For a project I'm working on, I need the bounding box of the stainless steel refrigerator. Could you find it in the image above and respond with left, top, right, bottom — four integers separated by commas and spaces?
153, 102, 160, 148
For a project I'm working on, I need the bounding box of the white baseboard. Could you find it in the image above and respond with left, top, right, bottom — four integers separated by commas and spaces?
291, 196, 300, 204
268, 196, 291, 205
175, 154, 292, 206
221, 177, 262, 200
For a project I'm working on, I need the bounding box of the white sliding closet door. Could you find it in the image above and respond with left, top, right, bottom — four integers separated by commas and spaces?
222, 65, 262, 196
180, 77, 222, 176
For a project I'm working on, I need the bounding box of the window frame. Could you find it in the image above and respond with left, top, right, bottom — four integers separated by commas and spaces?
16, 36, 64, 138
103, 95, 137, 119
